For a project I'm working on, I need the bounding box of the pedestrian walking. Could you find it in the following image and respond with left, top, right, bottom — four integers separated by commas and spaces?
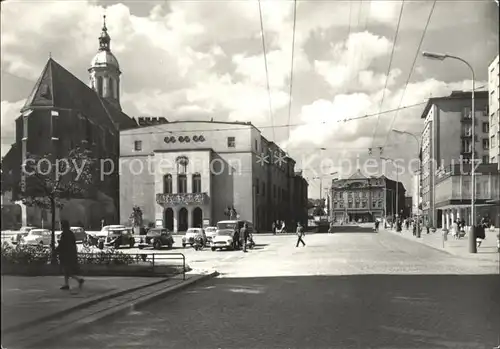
272, 221, 276, 235
56, 220, 84, 291
233, 225, 240, 250
295, 222, 306, 247
240, 223, 249, 252
374, 219, 380, 232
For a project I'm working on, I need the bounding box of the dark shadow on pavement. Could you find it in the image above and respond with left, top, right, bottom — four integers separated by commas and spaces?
330, 225, 378, 233
37, 274, 500, 349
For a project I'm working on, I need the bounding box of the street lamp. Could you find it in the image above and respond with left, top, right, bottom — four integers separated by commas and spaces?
422, 51, 477, 253
392, 129, 421, 237
381, 157, 400, 219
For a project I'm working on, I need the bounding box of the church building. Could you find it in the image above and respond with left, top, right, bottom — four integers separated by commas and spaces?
2, 16, 137, 229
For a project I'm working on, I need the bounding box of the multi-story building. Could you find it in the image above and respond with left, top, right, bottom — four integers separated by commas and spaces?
435, 163, 500, 227
420, 90, 489, 228
119, 120, 308, 232
329, 169, 406, 222
411, 170, 421, 218
489, 55, 500, 168
2, 16, 137, 228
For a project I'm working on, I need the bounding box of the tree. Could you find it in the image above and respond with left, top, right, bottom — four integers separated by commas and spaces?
130, 206, 143, 227
12, 147, 97, 264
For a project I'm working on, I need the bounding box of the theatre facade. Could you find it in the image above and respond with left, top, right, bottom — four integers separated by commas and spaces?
119, 120, 308, 233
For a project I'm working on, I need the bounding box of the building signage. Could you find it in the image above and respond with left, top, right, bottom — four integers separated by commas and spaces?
156, 193, 208, 205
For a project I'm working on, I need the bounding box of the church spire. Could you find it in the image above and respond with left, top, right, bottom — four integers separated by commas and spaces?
98, 15, 111, 52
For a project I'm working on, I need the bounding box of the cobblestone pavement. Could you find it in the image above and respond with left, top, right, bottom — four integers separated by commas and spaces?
25, 229, 500, 348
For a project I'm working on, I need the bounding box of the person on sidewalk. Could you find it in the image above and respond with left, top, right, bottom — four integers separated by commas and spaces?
233, 225, 240, 250
272, 221, 276, 235
296, 222, 306, 247
374, 219, 380, 232
240, 223, 249, 252
56, 220, 84, 291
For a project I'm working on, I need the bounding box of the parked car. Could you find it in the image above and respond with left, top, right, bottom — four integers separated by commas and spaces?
204, 226, 217, 245
20, 229, 52, 246
138, 228, 174, 250
97, 225, 126, 238
182, 228, 206, 248
56, 227, 87, 244
104, 227, 135, 249
11, 226, 35, 245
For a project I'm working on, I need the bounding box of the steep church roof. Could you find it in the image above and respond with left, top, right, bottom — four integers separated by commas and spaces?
21, 58, 136, 132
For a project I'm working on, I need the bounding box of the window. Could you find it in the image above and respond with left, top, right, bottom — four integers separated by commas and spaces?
227, 137, 235, 148
348, 202, 352, 208
97, 76, 103, 96
355, 202, 359, 208
482, 122, 489, 133
86, 120, 93, 143
482, 156, 489, 164
23, 115, 28, 140
462, 139, 472, 153
463, 107, 471, 118
463, 124, 472, 136
482, 139, 489, 150
163, 174, 172, 194
255, 179, 260, 195
254, 139, 258, 152
362, 201, 367, 208
51, 112, 59, 139
178, 174, 187, 193
134, 140, 142, 151
492, 135, 496, 148
108, 77, 114, 98
192, 173, 201, 193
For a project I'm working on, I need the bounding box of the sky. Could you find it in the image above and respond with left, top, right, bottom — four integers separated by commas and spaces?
1, 0, 499, 198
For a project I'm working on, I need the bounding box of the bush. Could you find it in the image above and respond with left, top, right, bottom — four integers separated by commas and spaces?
1, 241, 51, 265
78, 245, 141, 266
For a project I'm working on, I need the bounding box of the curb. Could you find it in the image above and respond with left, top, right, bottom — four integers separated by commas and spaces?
29, 271, 219, 348
2, 276, 174, 335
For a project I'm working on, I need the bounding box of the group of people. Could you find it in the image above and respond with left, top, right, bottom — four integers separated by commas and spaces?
232, 223, 252, 252
272, 220, 287, 235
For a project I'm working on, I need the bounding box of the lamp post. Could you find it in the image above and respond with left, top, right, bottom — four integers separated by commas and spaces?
392, 129, 421, 237
381, 157, 399, 219
422, 51, 476, 253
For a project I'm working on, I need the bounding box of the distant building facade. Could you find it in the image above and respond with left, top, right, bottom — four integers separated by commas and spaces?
3, 16, 137, 229
119, 121, 308, 232
420, 91, 489, 227
489, 55, 500, 168
329, 169, 406, 222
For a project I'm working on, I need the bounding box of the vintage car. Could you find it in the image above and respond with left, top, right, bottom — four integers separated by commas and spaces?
56, 227, 87, 244
20, 229, 52, 246
11, 226, 35, 245
204, 226, 217, 245
104, 227, 135, 249
138, 228, 174, 250
211, 220, 254, 251
182, 228, 206, 248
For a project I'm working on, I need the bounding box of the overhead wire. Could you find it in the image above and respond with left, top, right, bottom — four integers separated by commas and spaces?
117, 100, 428, 137
257, 0, 276, 142
380, 0, 437, 150
286, 0, 298, 152
369, 0, 405, 155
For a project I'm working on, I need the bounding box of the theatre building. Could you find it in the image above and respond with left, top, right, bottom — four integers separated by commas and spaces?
119, 121, 308, 232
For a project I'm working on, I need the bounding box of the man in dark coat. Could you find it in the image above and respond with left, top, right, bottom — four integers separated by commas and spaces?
56, 220, 84, 290
233, 225, 240, 250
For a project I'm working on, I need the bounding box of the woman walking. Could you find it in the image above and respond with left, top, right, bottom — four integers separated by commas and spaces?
56, 220, 84, 290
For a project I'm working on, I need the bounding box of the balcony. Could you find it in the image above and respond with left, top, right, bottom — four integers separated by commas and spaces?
156, 192, 210, 206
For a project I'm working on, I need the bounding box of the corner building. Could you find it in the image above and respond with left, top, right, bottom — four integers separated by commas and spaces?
119, 121, 308, 232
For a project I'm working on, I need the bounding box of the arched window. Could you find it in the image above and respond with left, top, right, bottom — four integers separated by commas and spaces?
114, 79, 118, 99
192, 173, 201, 193
108, 77, 114, 98
163, 174, 172, 194
97, 76, 103, 96
178, 174, 187, 194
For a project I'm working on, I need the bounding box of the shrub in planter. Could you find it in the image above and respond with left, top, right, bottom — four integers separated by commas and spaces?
78, 246, 140, 266
1, 241, 51, 265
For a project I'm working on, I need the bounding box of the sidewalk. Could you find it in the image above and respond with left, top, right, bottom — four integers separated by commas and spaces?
1, 275, 170, 333
382, 226, 499, 262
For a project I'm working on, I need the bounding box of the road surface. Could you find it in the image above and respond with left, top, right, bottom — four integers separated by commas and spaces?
28, 227, 500, 348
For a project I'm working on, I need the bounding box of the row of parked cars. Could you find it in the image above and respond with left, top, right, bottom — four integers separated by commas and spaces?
9, 220, 255, 251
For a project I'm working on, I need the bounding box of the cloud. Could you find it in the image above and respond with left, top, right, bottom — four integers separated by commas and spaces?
1, 99, 25, 155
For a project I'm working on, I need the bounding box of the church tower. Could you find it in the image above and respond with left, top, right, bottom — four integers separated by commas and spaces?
89, 15, 121, 110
